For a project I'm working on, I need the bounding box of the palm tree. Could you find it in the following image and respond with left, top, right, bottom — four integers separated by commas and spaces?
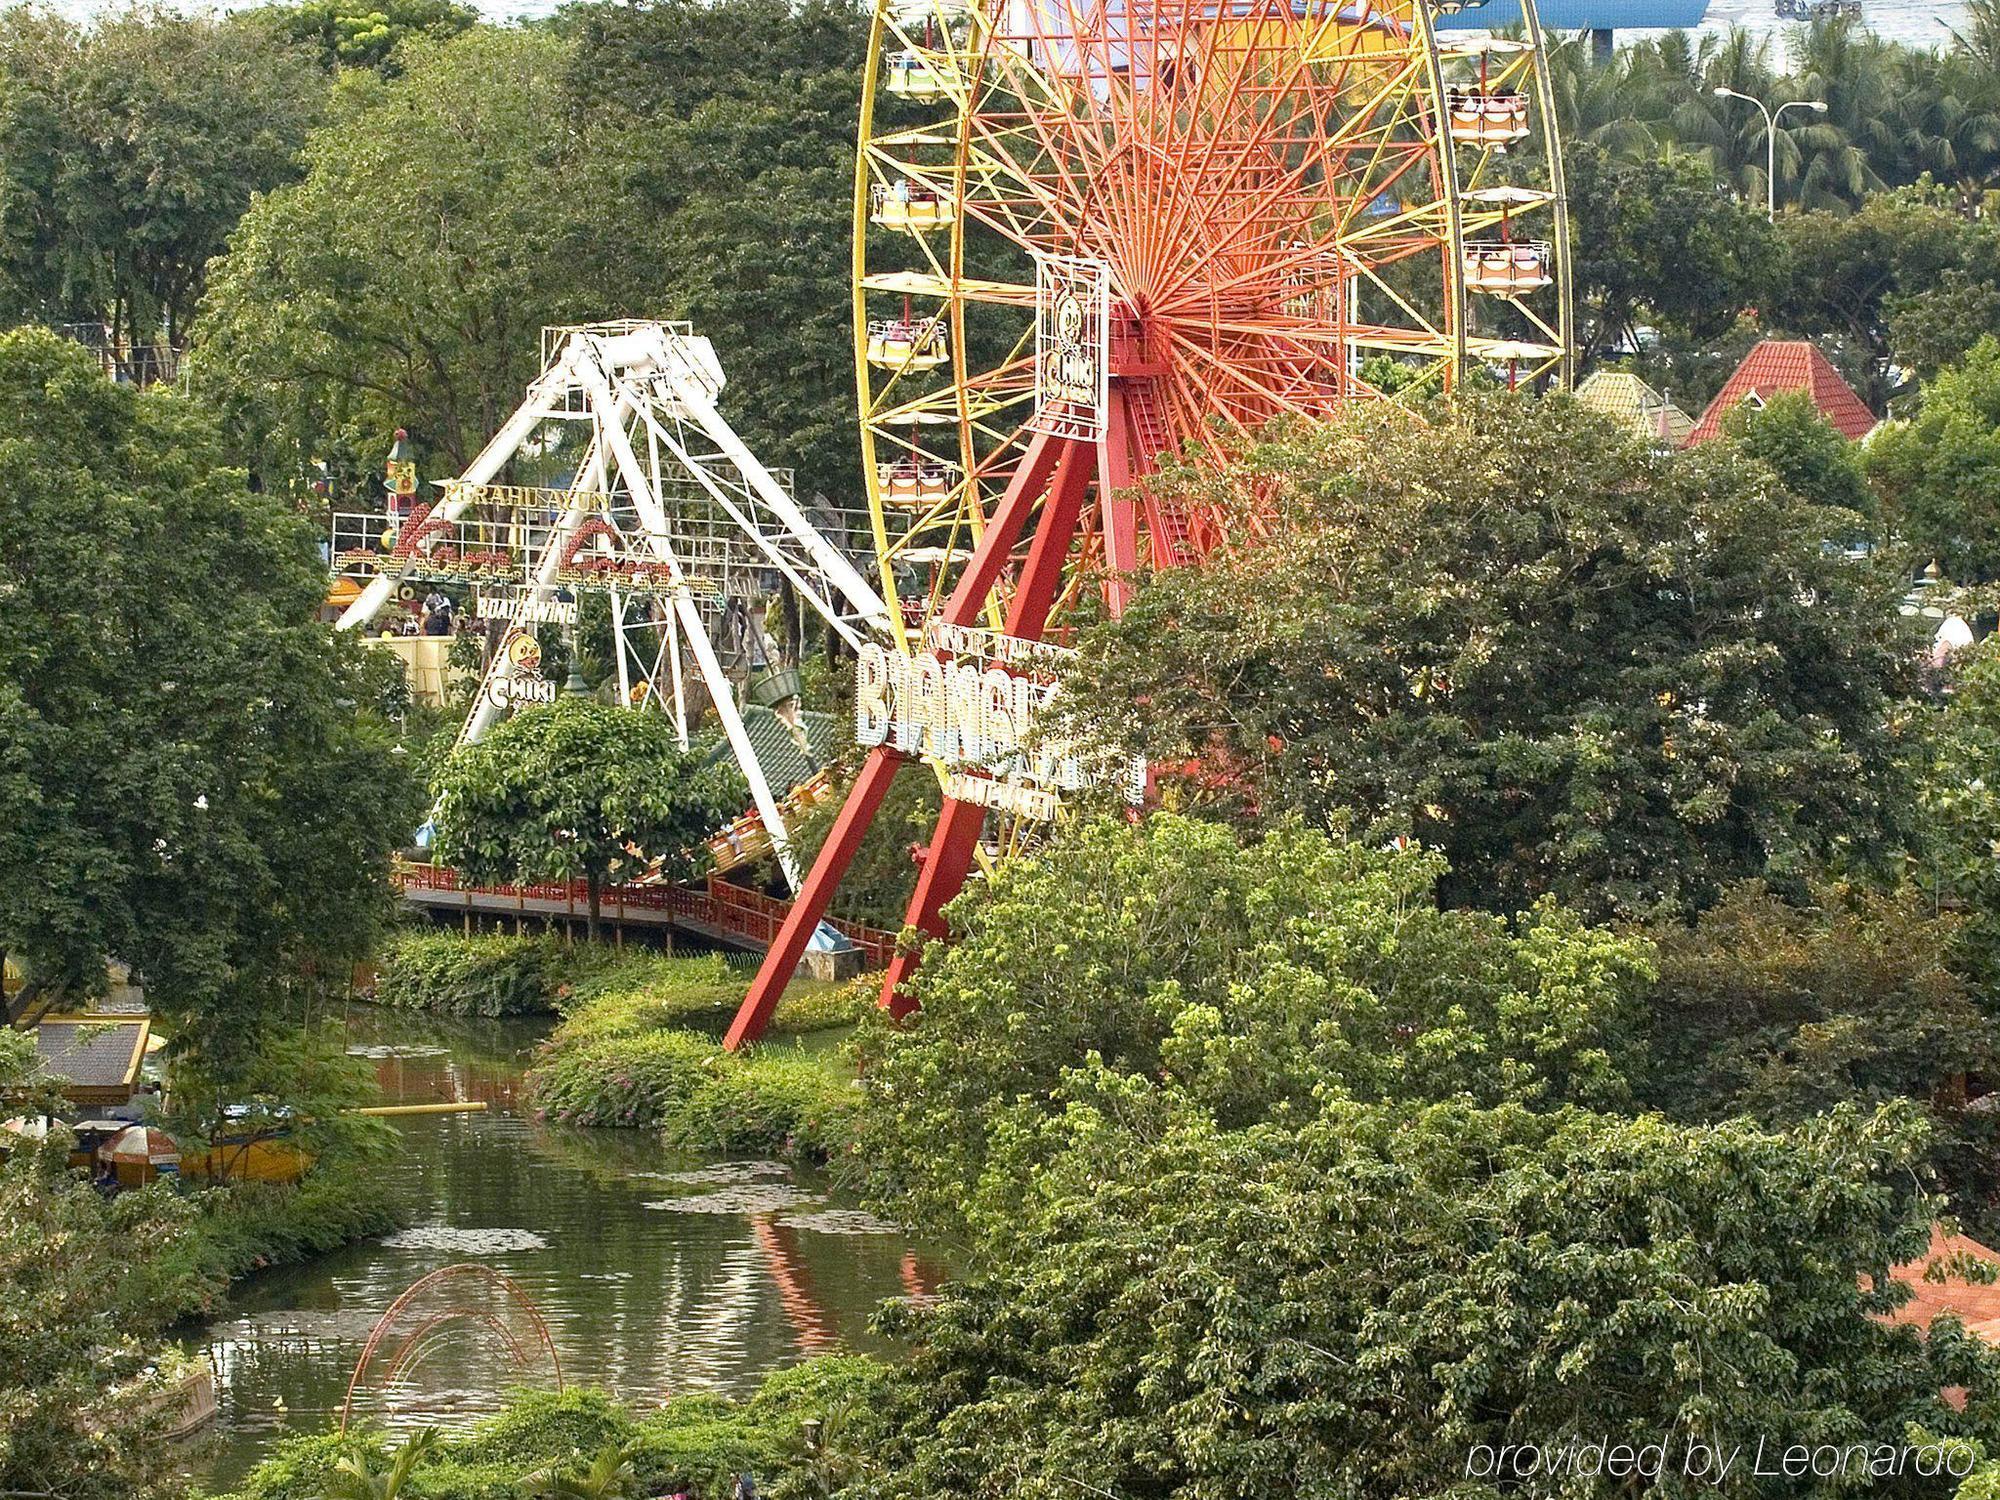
318, 1429, 442, 1500
1789, 17, 1894, 208
529, 1441, 641, 1500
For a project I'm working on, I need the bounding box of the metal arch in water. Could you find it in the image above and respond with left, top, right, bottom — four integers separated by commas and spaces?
340, 1263, 564, 1433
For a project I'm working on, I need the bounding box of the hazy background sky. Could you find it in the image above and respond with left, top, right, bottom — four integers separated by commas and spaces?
37, 0, 1973, 55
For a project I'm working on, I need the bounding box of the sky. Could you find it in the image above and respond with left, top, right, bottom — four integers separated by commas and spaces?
1659, 0, 1968, 54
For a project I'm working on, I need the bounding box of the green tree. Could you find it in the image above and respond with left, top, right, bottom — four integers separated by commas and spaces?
0, 6, 324, 347
0, 330, 416, 1065
560, 0, 872, 502
1868, 337, 2000, 579
1721, 387, 1876, 524
1770, 189, 1975, 409
262, 0, 475, 71
867, 1099, 1997, 1500
1063, 392, 1916, 924
432, 697, 746, 942
193, 28, 636, 488
1642, 881, 2000, 1223
1921, 635, 2000, 995
1565, 142, 1782, 364
859, 814, 1652, 1241
0, 1038, 212, 1500
196, 6, 874, 504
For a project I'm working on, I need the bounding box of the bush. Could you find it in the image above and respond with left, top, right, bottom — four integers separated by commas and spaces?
556, 952, 756, 1036
201, 1360, 891, 1500
374, 933, 871, 1034
525, 1027, 859, 1160
373, 930, 572, 1015
147, 1165, 408, 1321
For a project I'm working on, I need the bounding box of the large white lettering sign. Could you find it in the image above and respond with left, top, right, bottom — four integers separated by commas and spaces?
852, 635, 1142, 819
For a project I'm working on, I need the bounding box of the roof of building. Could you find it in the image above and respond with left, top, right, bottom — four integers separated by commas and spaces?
1878, 1227, 2000, 1343
708, 705, 836, 798
33, 1015, 150, 1096
1576, 370, 1696, 447
1688, 339, 1878, 445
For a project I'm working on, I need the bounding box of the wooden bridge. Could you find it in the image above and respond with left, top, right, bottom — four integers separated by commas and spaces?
394, 862, 897, 968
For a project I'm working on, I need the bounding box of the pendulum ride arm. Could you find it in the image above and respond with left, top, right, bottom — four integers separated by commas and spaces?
334, 342, 587, 634
454, 437, 610, 749
628, 375, 890, 648
576, 354, 806, 890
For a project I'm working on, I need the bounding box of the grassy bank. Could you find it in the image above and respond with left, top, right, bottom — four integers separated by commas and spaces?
371, 930, 577, 1016
373, 931, 871, 1031
202, 1356, 892, 1500
521, 955, 871, 1159
143, 1162, 408, 1323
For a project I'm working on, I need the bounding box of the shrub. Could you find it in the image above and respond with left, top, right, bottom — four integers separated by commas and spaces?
525, 1028, 859, 1160
375, 935, 870, 1035
557, 953, 754, 1036
374, 930, 572, 1016
201, 1361, 887, 1500
147, 1165, 408, 1321
448, 1388, 635, 1467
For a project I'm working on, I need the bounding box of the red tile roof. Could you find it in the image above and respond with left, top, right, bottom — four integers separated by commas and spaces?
1687, 339, 1879, 445
1878, 1227, 2000, 1343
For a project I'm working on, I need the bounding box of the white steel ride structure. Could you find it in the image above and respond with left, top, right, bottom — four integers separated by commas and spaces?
332, 321, 892, 888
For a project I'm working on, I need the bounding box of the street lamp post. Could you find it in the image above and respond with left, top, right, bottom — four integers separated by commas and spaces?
1711, 87, 1829, 220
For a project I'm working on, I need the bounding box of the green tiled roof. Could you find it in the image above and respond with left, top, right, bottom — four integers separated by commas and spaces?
706, 706, 835, 796
1577, 370, 1695, 447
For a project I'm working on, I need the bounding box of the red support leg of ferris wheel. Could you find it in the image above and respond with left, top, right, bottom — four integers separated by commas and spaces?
878, 434, 1099, 1015
723, 431, 1071, 1050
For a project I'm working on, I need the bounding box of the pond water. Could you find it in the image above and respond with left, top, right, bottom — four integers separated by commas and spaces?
183, 1008, 932, 1490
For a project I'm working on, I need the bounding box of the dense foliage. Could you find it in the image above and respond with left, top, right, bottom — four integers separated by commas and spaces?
0, 6, 323, 347
1062, 394, 1914, 924
1869, 337, 2000, 579
0, 330, 415, 1063
864, 1100, 1998, 1500
1722, 388, 1878, 525
374, 930, 577, 1016
524, 954, 866, 1152
841, 815, 2000, 1497
1923, 635, 2000, 993
205, 1362, 894, 1500
857, 815, 1653, 1239
196, 0, 868, 503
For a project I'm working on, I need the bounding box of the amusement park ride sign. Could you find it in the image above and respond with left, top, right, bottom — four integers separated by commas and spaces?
484, 629, 557, 711
1032, 254, 1111, 442
473, 591, 578, 626
852, 625, 1143, 821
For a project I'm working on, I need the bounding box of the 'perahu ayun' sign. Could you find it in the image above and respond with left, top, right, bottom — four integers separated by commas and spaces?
852, 634, 1142, 819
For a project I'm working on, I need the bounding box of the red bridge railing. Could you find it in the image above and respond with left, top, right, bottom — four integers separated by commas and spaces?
394, 862, 896, 970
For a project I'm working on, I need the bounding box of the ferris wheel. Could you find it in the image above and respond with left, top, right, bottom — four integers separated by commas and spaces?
725, 0, 1572, 1048
855, 0, 1571, 629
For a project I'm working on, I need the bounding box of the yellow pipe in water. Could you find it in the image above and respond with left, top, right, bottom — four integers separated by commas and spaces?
348, 1101, 490, 1117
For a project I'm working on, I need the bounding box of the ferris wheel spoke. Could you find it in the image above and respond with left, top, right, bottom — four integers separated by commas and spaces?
1142, 18, 1354, 293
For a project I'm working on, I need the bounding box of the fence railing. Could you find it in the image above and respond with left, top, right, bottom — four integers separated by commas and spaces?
393, 861, 897, 969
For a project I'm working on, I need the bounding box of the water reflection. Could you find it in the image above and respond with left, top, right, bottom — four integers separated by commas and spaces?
185, 1008, 935, 1488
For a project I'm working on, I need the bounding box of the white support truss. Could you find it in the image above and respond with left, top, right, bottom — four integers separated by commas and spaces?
334, 320, 891, 890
